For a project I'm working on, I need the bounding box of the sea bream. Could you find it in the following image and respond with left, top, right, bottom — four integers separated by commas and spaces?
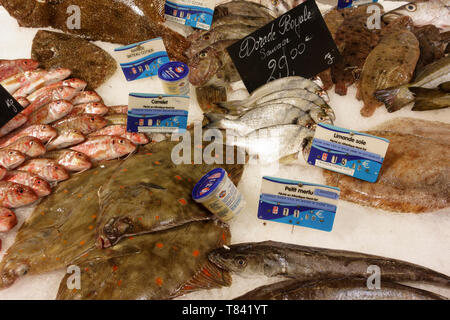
0, 59, 39, 82
235, 278, 446, 300
208, 241, 450, 287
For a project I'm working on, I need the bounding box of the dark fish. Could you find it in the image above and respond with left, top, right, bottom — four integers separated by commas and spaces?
31, 30, 117, 89
1, 0, 190, 63
235, 278, 446, 300
213, 1, 276, 20
208, 241, 450, 287
56, 220, 231, 300
412, 25, 448, 75
410, 87, 450, 111
195, 86, 228, 114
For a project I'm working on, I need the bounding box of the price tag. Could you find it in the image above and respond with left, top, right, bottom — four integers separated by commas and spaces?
258, 176, 340, 232
127, 93, 189, 133
226, 0, 340, 93
114, 38, 169, 82
307, 124, 390, 183
0, 84, 24, 128
165, 0, 215, 30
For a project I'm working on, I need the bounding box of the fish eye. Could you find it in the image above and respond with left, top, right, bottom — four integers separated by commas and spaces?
18, 188, 24, 194
203, 34, 210, 41
319, 116, 325, 121
119, 140, 125, 144
235, 256, 247, 267
90, 117, 95, 121
199, 51, 208, 58
305, 123, 312, 129
8, 151, 14, 155
406, 4, 416, 11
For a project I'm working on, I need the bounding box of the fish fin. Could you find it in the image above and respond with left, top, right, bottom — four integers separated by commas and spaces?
412, 99, 450, 111
438, 81, 450, 93
196, 86, 227, 114
374, 86, 411, 112
204, 113, 237, 128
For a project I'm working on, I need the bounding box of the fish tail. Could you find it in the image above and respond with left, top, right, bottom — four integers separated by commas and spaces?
374, 86, 412, 112
412, 99, 449, 111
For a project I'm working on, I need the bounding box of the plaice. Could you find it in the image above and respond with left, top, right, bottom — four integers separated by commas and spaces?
0, 160, 122, 289
56, 220, 231, 300
96, 139, 245, 248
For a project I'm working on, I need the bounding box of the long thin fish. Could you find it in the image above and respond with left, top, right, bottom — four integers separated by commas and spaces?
208, 241, 450, 287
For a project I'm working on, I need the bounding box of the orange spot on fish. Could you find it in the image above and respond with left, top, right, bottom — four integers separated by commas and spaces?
77, 194, 83, 198
183, 285, 194, 291
55, 257, 60, 261
128, 236, 134, 240
119, 186, 125, 189
155, 216, 159, 220
117, 280, 122, 287
178, 198, 187, 205
93, 171, 98, 175
155, 277, 163, 286
202, 268, 212, 277
138, 217, 143, 221
172, 246, 178, 251
92, 215, 97, 219
79, 240, 86, 246
72, 288, 77, 293
40, 212, 46, 216
175, 175, 182, 180
112, 265, 118, 272
156, 242, 164, 248
63, 189, 68, 193
192, 250, 199, 257
84, 267, 89, 272
148, 191, 152, 195
222, 232, 226, 242
154, 161, 161, 165
63, 240, 68, 244
122, 168, 128, 172
88, 225, 94, 230
154, 173, 159, 176
145, 152, 152, 155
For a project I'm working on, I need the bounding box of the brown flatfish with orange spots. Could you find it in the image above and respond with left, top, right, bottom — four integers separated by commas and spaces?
56, 220, 231, 300
96, 138, 244, 248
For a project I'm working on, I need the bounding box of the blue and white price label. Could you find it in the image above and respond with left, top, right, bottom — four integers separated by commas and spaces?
127, 93, 189, 133
115, 38, 169, 81
165, 0, 215, 31
258, 177, 340, 232
307, 123, 389, 183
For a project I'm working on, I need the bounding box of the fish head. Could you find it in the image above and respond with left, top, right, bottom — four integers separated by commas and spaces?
54, 86, 78, 100
47, 67, 72, 80
0, 150, 26, 169
60, 151, 92, 171
0, 207, 17, 232
85, 103, 109, 115
308, 109, 333, 125
64, 78, 87, 91
85, 115, 108, 132
35, 125, 58, 142
43, 163, 70, 182
382, 1, 443, 27
0, 259, 30, 289
4, 183, 38, 208
111, 137, 137, 156
302, 136, 313, 162
208, 245, 267, 276
29, 175, 52, 197
185, 30, 215, 58
17, 59, 39, 71
188, 48, 222, 87
18, 137, 46, 157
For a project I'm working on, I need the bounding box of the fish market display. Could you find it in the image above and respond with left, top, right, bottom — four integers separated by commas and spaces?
31, 31, 117, 89
324, 129, 449, 213
375, 56, 450, 112
1, 0, 190, 63
235, 278, 446, 300
382, 0, 450, 32
95, 140, 244, 248
57, 221, 231, 300
358, 29, 420, 117
208, 241, 450, 286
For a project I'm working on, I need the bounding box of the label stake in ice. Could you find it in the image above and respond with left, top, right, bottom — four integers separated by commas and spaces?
127, 93, 189, 133
307, 123, 390, 183
165, 0, 215, 31
258, 177, 340, 232
0, 84, 24, 128
114, 38, 170, 81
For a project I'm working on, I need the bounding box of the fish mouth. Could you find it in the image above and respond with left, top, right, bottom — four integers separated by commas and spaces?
382, 12, 402, 24
207, 250, 230, 271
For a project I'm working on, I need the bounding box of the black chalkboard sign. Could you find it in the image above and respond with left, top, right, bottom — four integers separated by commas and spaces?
227, 0, 341, 93
0, 84, 24, 128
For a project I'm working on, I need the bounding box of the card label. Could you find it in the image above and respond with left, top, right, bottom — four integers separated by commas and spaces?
307, 123, 390, 183
165, 0, 215, 31
338, 0, 378, 9
127, 93, 189, 133
258, 176, 340, 232
114, 38, 170, 81
0, 84, 24, 128
226, 0, 340, 93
